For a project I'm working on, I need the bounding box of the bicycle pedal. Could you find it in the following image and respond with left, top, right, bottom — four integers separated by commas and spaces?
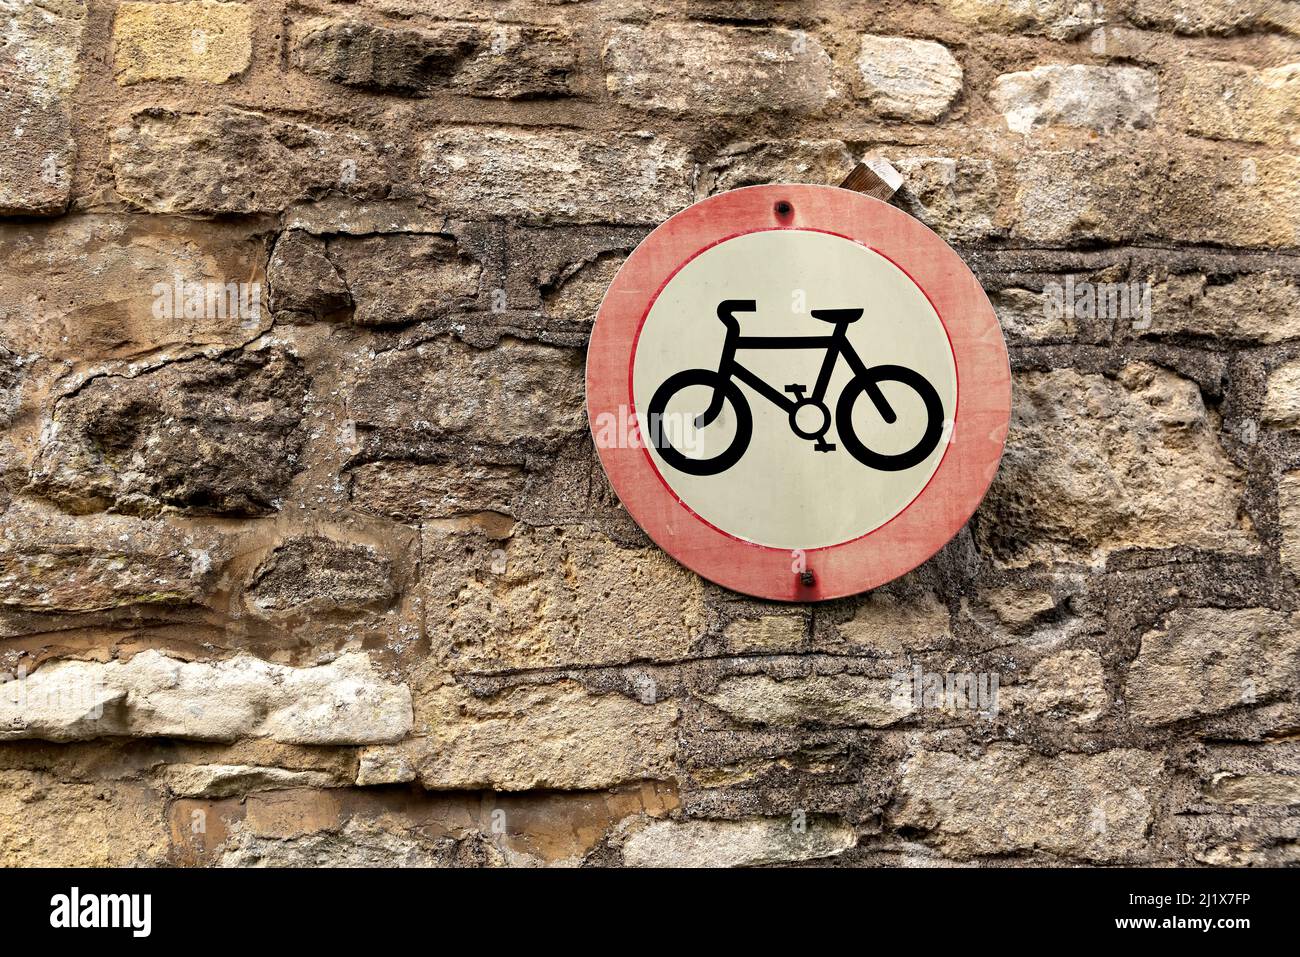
784, 384, 807, 398
814, 441, 836, 453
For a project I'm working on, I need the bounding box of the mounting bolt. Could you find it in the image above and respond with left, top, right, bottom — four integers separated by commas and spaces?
800, 570, 815, 587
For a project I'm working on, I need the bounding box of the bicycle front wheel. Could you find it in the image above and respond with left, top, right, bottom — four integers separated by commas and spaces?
645, 369, 752, 476
836, 365, 945, 471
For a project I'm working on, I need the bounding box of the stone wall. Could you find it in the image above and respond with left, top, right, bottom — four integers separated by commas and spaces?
0, 0, 1297, 867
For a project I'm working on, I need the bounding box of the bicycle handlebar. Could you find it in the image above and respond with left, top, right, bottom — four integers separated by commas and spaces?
716, 299, 757, 333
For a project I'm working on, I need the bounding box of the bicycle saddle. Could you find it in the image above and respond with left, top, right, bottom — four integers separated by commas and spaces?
811, 309, 864, 324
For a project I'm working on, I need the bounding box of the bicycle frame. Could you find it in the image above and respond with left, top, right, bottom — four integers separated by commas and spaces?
726, 326, 869, 413
699, 301, 887, 428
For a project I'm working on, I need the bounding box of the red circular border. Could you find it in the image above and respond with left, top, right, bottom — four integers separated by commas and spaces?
587, 185, 1010, 602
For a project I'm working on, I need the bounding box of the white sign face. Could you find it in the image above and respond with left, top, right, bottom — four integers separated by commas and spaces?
632, 229, 957, 550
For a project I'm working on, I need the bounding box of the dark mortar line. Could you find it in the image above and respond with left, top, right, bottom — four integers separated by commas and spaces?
958, 242, 1300, 261
451, 648, 1001, 682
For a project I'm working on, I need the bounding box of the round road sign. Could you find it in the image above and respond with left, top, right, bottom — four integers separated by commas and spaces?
587, 184, 1010, 601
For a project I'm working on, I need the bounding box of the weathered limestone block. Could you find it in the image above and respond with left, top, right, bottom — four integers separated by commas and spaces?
1013, 147, 1153, 243
502, 223, 643, 314
1146, 271, 1300, 342
835, 589, 951, 651
0, 650, 413, 744
934, 0, 1106, 38
977, 364, 1254, 565
1013, 141, 1299, 246
293, 18, 472, 93
1170, 61, 1299, 146
0, 216, 271, 361
1263, 358, 1300, 427
415, 680, 677, 790
0, 770, 167, 866
1204, 772, 1300, 806
244, 535, 395, 617
0, 0, 83, 215
542, 254, 626, 324
267, 230, 351, 322
177, 787, 542, 866
1127, 608, 1300, 725
350, 461, 526, 522
202, 780, 681, 868
325, 234, 482, 325
891, 154, 999, 242
1163, 146, 1299, 246
286, 770, 669, 867
159, 764, 341, 798
700, 674, 912, 728
991, 288, 1074, 342
417, 127, 694, 224
890, 746, 1163, 862
0, 503, 227, 614
272, 227, 482, 325
721, 615, 808, 654
702, 140, 855, 194
1188, 815, 1300, 866
1281, 471, 1300, 575
113, 0, 252, 85
853, 36, 963, 122
423, 522, 706, 671
355, 747, 416, 786
1188, 742, 1300, 799
984, 586, 1057, 629
29, 348, 309, 517
236, 788, 345, 839
111, 107, 390, 215
0, 346, 23, 427
992, 64, 1158, 134
350, 336, 584, 452
203, 783, 678, 866
1019, 649, 1108, 725
1124, 0, 1299, 36
291, 19, 575, 98
220, 818, 498, 867
623, 816, 856, 867
450, 24, 574, 99
283, 197, 448, 236
603, 23, 834, 116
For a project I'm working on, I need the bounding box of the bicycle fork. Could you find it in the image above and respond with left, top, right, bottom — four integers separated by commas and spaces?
696, 300, 754, 430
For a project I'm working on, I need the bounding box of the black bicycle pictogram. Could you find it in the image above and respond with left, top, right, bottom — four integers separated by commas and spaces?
647, 300, 945, 476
